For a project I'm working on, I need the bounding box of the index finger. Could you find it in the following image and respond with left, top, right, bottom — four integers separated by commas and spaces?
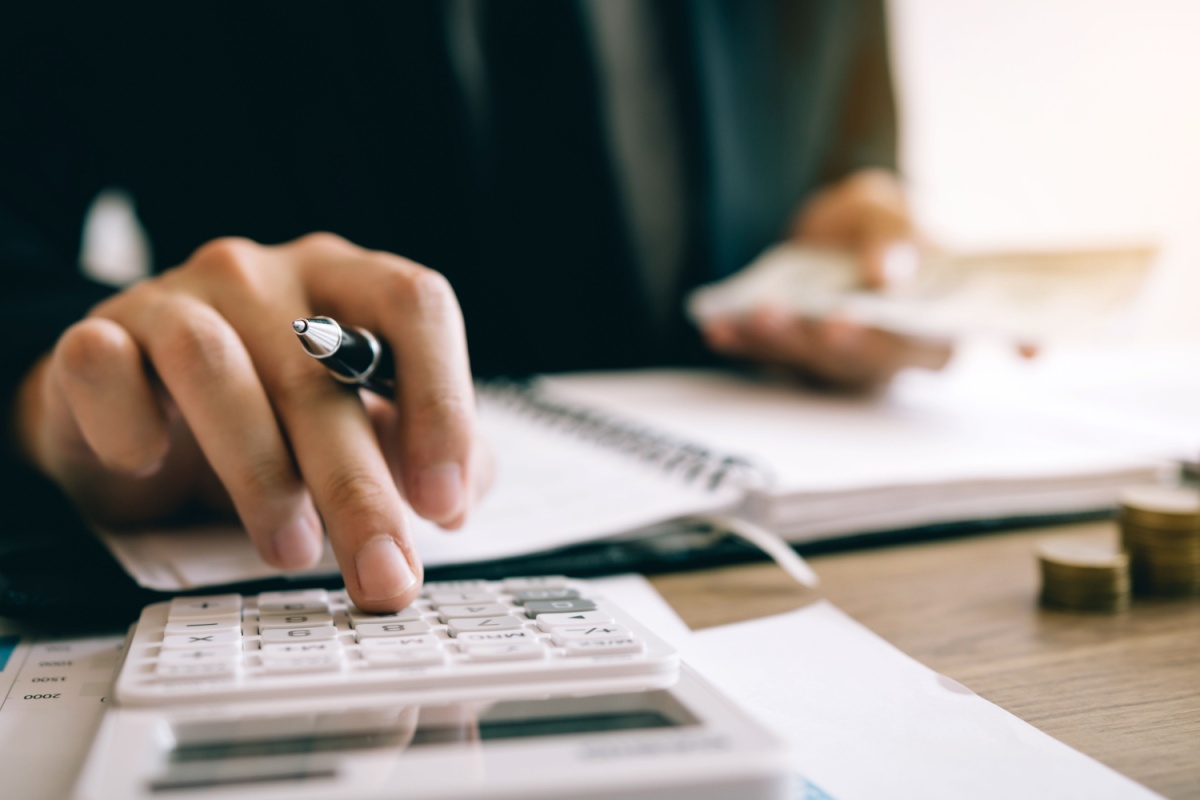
298, 240, 477, 528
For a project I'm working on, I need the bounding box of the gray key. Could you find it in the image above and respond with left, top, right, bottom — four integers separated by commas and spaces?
446, 616, 523, 636
523, 599, 597, 617
511, 589, 580, 605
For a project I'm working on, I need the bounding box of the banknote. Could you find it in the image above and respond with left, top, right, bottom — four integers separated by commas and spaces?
687, 243, 1156, 342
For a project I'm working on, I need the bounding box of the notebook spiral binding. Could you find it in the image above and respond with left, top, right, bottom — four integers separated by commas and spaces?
479, 379, 771, 492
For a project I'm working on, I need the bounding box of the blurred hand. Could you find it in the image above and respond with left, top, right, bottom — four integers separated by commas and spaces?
701, 169, 951, 391
14, 233, 492, 612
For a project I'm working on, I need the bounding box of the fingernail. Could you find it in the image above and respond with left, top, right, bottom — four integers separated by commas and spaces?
272, 513, 322, 570
416, 462, 464, 522
881, 243, 920, 288
355, 538, 417, 602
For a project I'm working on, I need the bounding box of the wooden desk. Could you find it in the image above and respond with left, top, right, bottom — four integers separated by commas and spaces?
650, 520, 1200, 799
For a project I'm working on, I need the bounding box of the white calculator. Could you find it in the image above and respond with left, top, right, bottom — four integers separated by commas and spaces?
74, 577, 790, 800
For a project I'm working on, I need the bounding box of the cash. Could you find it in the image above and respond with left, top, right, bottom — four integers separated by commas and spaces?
1119, 485, 1200, 597
1037, 538, 1131, 613
687, 243, 1156, 343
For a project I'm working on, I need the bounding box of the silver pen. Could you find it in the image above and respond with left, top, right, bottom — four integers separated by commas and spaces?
292, 316, 396, 399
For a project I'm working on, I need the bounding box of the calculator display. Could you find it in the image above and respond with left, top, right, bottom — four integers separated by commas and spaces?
153, 694, 696, 792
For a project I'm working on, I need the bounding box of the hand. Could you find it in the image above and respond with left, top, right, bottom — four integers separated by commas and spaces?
14, 233, 491, 611
701, 169, 951, 391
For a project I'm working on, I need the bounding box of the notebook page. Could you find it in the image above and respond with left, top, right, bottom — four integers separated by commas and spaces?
408, 393, 739, 566
540, 368, 1163, 492
539, 365, 1167, 537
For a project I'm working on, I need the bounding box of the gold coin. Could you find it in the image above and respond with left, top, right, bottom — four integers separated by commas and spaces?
1119, 485, 1200, 530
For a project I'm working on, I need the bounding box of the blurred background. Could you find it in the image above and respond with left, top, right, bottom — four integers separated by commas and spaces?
85, 2, 1200, 350
891, 0, 1200, 346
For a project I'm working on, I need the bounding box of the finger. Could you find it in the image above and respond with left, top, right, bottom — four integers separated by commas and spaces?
175, 236, 423, 611
299, 240, 476, 527
50, 318, 169, 477
98, 290, 323, 571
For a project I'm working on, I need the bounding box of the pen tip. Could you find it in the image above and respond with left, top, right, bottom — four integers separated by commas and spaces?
292, 319, 308, 334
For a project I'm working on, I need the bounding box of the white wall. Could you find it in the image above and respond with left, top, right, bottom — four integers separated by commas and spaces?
890, 0, 1200, 343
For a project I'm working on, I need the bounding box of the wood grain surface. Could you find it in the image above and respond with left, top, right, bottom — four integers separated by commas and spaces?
650, 520, 1200, 799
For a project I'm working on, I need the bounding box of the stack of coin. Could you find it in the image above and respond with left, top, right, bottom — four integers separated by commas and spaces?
1037, 538, 1130, 613
1119, 485, 1200, 597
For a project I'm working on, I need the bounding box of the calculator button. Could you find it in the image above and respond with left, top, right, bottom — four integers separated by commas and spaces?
437, 603, 511, 621
550, 626, 630, 645
353, 621, 432, 639
260, 626, 338, 644
257, 590, 330, 613
261, 654, 343, 674
561, 637, 644, 657
164, 618, 242, 636
455, 629, 539, 645
422, 580, 490, 595
502, 576, 569, 592
168, 595, 243, 619
535, 610, 615, 630
348, 606, 423, 625
261, 641, 342, 655
156, 660, 240, 680
363, 649, 445, 668
359, 635, 441, 651
511, 589, 580, 605
162, 631, 242, 650
428, 592, 497, 608
446, 616, 523, 636
258, 612, 334, 629
523, 599, 598, 617
160, 648, 238, 664
462, 643, 545, 662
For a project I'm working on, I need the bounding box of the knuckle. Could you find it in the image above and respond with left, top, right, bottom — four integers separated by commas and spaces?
232, 450, 296, 499
154, 307, 241, 381
381, 265, 457, 319
405, 388, 474, 461
321, 465, 394, 522
294, 231, 356, 253
55, 319, 130, 377
186, 236, 264, 291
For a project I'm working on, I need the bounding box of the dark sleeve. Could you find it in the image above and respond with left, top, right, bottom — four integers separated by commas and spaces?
0, 13, 119, 531
820, 0, 900, 182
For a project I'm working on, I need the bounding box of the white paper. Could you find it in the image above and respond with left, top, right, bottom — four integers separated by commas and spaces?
682, 601, 1161, 800
0, 621, 125, 800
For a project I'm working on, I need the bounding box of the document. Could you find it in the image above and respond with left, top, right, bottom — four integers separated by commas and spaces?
593, 576, 1161, 798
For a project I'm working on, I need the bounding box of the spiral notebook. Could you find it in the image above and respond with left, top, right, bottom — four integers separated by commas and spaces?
96, 364, 1168, 593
